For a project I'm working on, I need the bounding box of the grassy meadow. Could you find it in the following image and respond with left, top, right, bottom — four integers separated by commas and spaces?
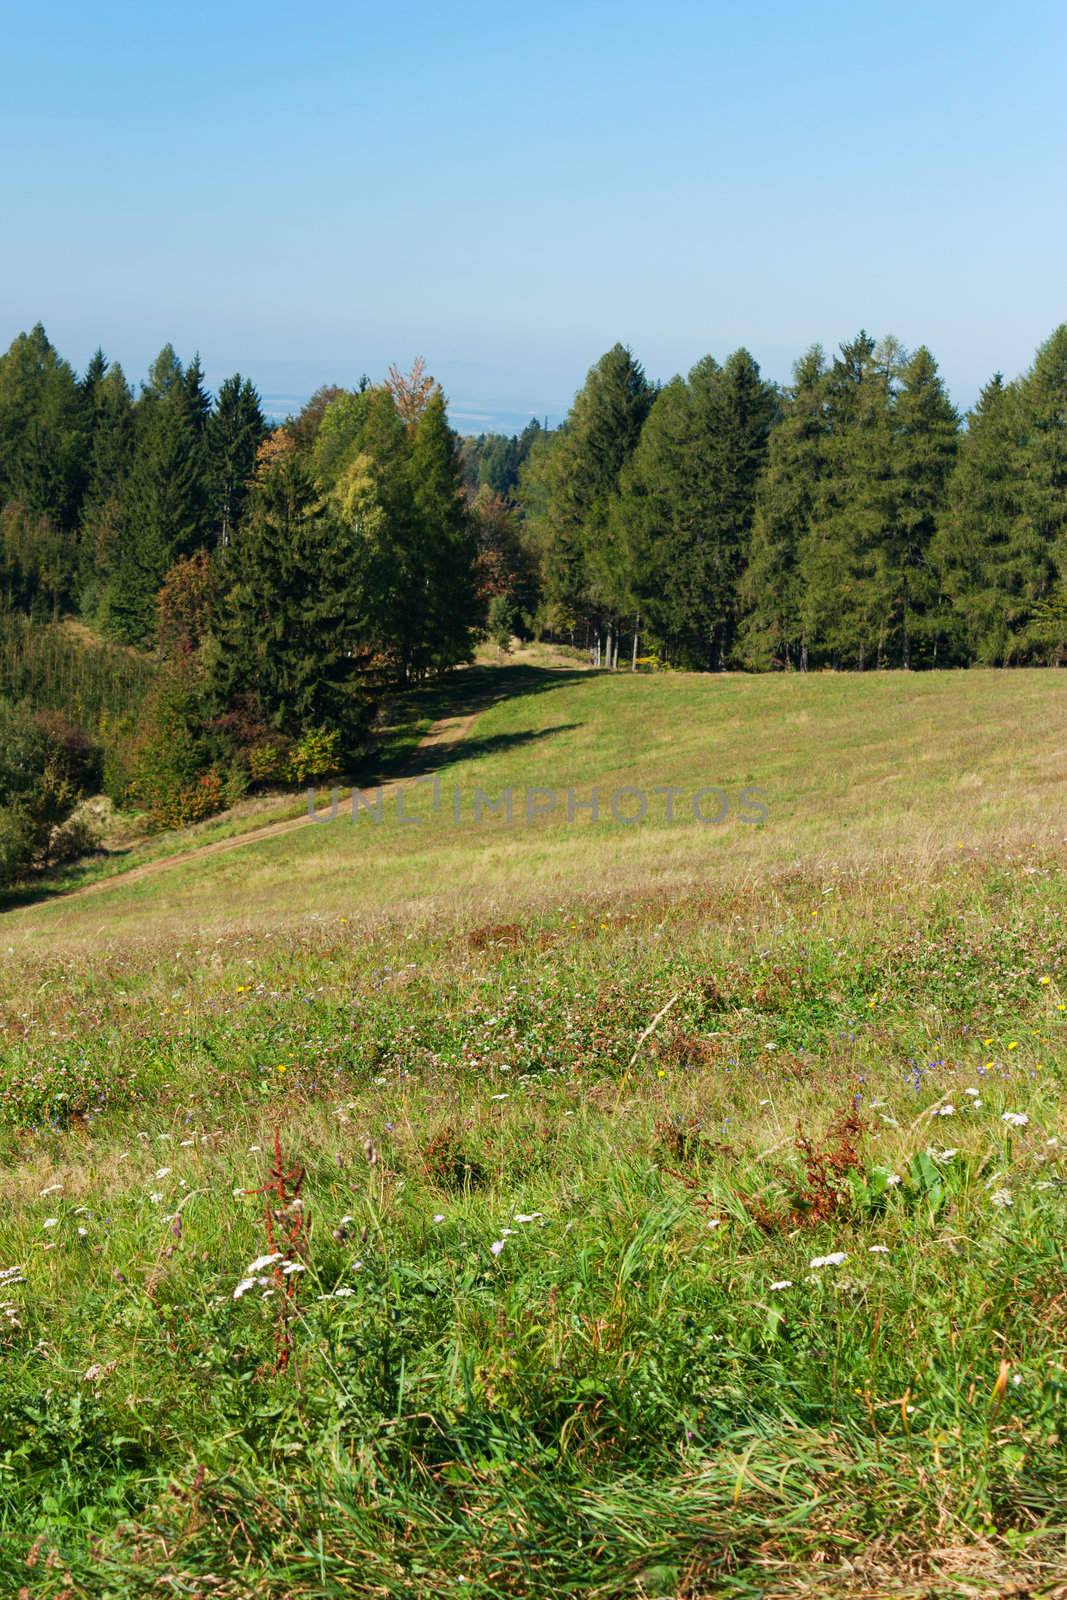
1, 665, 1065, 1598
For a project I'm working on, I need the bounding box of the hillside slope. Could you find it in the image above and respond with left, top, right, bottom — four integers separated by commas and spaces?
1, 667, 1065, 1599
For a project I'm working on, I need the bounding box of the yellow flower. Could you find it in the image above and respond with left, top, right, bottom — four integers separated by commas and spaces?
276, 1064, 288, 1073
1007, 1041, 1018, 1051
1039, 976, 1051, 985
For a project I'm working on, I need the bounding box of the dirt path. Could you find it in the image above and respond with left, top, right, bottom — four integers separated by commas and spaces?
42, 703, 486, 906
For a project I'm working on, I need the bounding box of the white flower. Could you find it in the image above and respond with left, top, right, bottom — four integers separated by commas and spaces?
885, 1173, 901, 1186
809, 1252, 848, 1269
318, 1286, 356, 1300
281, 1261, 305, 1275
149, 1192, 163, 1203
769, 1280, 793, 1291
513, 1213, 542, 1224
1002, 1112, 1029, 1128
77, 1226, 88, 1237
489, 1093, 509, 1101
432, 1214, 446, 1224
43, 1217, 58, 1229
490, 1239, 506, 1257
246, 1253, 283, 1273
964, 1087, 980, 1098
706, 1218, 722, 1229
39, 1183, 63, 1196
934, 1149, 958, 1161
868, 1244, 890, 1254
233, 1277, 256, 1299
935, 1105, 955, 1117
0, 1266, 24, 1283
990, 1189, 1013, 1208
155, 1167, 171, 1179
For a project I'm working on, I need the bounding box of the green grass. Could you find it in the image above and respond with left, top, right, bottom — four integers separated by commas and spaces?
1, 666, 1065, 1597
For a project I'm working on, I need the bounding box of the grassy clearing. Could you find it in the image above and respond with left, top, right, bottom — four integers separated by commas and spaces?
1, 667, 1065, 1597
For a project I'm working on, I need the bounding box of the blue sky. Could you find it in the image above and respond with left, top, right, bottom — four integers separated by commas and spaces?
2, 0, 1065, 430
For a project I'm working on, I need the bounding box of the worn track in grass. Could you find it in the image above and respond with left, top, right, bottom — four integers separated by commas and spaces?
45, 700, 488, 904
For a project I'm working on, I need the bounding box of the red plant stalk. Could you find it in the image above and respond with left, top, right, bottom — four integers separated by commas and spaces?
247, 1125, 307, 1372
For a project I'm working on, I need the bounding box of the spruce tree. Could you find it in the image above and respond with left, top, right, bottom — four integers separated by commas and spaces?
0, 325, 87, 609
1015, 325, 1067, 660
214, 455, 373, 747
79, 361, 134, 614
889, 346, 959, 666
522, 345, 653, 653
799, 332, 895, 668
408, 389, 479, 676
209, 375, 267, 545
109, 347, 212, 642
739, 347, 827, 669
613, 350, 775, 668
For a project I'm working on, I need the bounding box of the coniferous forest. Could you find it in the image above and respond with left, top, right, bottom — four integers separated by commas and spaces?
0, 320, 1065, 882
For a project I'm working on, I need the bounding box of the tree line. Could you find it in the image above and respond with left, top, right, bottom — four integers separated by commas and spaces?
518, 330, 1067, 669
0, 332, 489, 874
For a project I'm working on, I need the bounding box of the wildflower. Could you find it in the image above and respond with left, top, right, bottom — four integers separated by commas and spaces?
233, 1278, 256, 1299
935, 1105, 955, 1117
246, 1253, 283, 1273
809, 1252, 848, 1269
1040, 976, 1051, 985
868, 1244, 890, 1254
490, 1239, 506, 1257
964, 1087, 981, 1098
990, 1189, 1013, 1208
706, 1218, 723, 1229
281, 1261, 305, 1275
149, 1192, 163, 1203
934, 1149, 958, 1160
769, 1280, 793, 1291
276, 1064, 287, 1073
489, 1093, 509, 1101
43, 1218, 58, 1229
513, 1213, 542, 1224
885, 1172, 902, 1186
155, 1167, 171, 1179
1002, 1112, 1028, 1128
432, 1214, 446, 1224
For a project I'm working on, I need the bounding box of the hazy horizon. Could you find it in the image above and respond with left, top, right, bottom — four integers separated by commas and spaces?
4, 0, 1066, 432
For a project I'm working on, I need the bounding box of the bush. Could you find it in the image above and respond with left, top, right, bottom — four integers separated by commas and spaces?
31, 710, 103, 792
150, 768, 225, 831
486, 594, 516, 651
248, 739, 291, 785
0, 805, 35, 888
287, 727, 342, 784
0, 700, 83, 868
48, 811, 102, 866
